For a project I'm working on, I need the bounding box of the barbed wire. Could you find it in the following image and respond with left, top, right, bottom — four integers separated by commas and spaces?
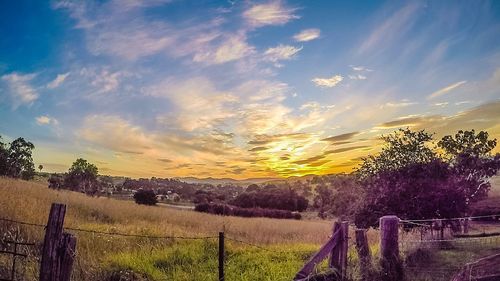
0, 216, 217, 240
400, 213, 500, 223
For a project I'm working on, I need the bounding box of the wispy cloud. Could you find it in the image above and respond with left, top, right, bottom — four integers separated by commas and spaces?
193, 33, 255, 65
350, 65, 372, 72
358, 3, 421, 54
427, 80, 467, 100
47, 72, 70, 89
380, 101, 417, 108
1, 73, 38, 106
243, 0, 299, 28
311, 75, 343, 88
263, 44, 302, 63
348, 74, 367, 80
293, 28, 320, 42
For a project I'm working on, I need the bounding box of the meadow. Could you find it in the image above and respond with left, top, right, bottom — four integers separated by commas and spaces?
1, 177, 499, 281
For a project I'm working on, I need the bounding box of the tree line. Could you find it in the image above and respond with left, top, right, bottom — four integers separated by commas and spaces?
309, 129, 500, 228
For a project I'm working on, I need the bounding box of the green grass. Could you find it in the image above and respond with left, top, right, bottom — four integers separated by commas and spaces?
96, 241, 318, 281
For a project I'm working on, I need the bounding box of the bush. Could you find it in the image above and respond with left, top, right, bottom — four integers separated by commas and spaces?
230, 187, 308, 212
133, 189, 157, 205
194, 203, 301, 220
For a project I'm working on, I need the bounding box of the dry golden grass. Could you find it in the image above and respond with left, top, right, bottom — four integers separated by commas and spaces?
0, 177, 332, 245
0, 177, 341, 280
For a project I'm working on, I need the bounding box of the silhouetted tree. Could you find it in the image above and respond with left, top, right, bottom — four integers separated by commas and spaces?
6, 137, 35, 180
64, 158, 99, 195
354, 129, 500, 228
133, 189, 157, 205
356, 128, 436, 179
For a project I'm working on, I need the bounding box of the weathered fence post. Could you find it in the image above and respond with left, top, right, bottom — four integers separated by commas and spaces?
39, 203, 76, 281
355, 229, 372, 281
40, 203, 66, 281
218, 231, 224, 281
329, 221, 348, 279
59, 233, 77, 281
329, 222, 340, 269
380, 215, 403, 281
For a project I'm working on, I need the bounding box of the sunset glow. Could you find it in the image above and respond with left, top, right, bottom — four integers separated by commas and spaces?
1, 1, 499, 179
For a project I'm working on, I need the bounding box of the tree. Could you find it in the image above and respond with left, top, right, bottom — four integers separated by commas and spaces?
353, 129, 500, 228
355, 160, 467, 228
356, 128, 436, 179
133, 189, 157, 205
438, 130, 500, 204
38, 164, 43, 172
438, 130, 496, 158
65, 158, 99, 195
0, 136, 8, 176
7, 138, 35, 180
313, 184, 334, 219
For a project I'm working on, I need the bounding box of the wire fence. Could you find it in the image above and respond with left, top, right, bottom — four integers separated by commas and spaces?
1, 214, 500, 281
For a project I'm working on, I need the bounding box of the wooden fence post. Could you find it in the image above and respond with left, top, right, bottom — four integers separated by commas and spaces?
355, 229, 372, 281
329, 221, 348, 280
463, 218, 469, 234
40, 203, 66, 281
329, 221, 340, 269
218, 231, 224, 281
380, 215, 403, 281
59, 233, 77, 281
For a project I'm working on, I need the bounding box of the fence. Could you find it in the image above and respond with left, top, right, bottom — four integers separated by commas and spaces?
1, 204, 499, 281
293, 215, 500, 281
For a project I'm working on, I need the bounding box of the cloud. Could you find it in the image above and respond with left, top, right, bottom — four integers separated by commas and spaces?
36, 115, 59, 126
427, 80, 467, 100
375, 115, 443, 129
348, 74, 367, 80
263, 44, 302, 63
193, 33, 255, 65
324, 145, 369, 154
380, 101, 417, 108
311, 75, 343, 88
433, 102, 449, 107
321, 131, 359, 143
350, 65, 373, 72
150, 77, 237, 131
78, 114, 154, 154
1, 73, 38, 106
47, 72, 70, 89
56, 0, 245, 64
80, 68, 123, 94
358, 3, 420, 54
243, 0, 299, 28
249, 146, 269, 152
293, 28, 320, 42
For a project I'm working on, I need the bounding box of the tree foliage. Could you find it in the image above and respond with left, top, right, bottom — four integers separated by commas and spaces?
230, 184, 308, 212
0, 136, 36, 180
354, 129, 500, 228
133, 189, 157, 205
356, 128, 436, 179
64, 158, 99, 195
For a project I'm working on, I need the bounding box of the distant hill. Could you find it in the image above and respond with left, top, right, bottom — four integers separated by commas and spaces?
174, 177, 280, 186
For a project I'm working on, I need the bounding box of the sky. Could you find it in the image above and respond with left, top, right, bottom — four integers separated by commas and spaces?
1, 0, 500, 179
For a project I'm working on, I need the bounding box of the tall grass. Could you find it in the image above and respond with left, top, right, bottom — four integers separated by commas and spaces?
0, 177, 335, 280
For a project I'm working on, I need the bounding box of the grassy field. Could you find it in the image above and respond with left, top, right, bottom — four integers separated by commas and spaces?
0, 177, 499, 281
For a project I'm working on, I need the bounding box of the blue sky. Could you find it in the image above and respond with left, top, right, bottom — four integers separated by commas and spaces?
1, 0, 500, 178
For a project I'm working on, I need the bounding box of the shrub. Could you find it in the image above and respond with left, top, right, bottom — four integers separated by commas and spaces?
194, 203, 301, 220
230, 187, 308, 212
133, 189, 157, 205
